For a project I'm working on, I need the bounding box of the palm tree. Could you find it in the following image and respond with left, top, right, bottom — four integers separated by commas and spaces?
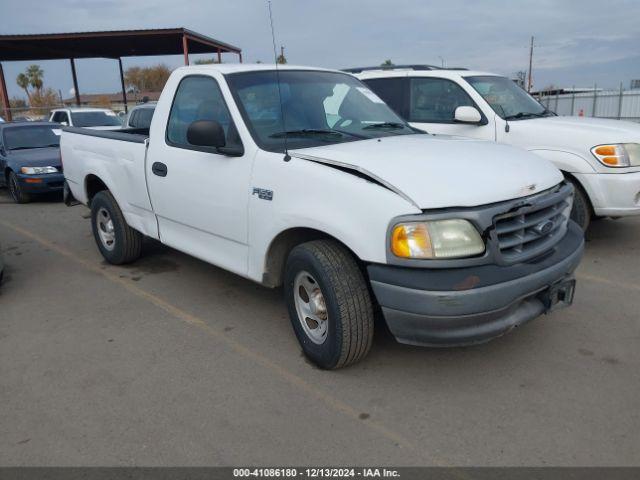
26, 65, 44, 94
16, 73, 32, 103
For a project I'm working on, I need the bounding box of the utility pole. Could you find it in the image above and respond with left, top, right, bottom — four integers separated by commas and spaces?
527, 36, 534, 93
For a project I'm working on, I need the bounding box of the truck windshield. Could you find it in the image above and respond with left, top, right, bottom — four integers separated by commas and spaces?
226, 70, 416, 152
3, 126, 60, 150
71, 111, 122, 127
465, 76, 552, 120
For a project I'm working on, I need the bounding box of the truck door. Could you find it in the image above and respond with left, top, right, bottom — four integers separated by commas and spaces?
403, 77, 494, 140
145, 74, 252, 277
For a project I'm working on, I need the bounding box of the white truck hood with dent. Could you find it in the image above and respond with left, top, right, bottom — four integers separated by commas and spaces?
290, 134, 563, 210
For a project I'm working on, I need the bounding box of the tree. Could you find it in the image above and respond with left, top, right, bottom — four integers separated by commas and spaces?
514, 71, 527, 89
16, 64, 46, 106
30, 87, 59, 114
195, 58, 220, 65
94, 95, 112, 108
16, 73, 32, 102
9, 97, 27, 114
124, 64, 172, 92
381, 59, 394, 67
276, 46, 287, 65
26, 64, 44, 94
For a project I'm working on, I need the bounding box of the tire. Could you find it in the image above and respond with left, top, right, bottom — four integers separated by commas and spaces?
567, 178, 591, 232
8, 171, 31, 204
90, 190, 142, 265
284, 240, 374, 369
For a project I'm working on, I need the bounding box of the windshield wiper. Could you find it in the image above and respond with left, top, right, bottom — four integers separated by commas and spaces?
269, 129, 344, 138
9, 144, 59, 150
362, 122, 406, 130
504, 111, 548, 120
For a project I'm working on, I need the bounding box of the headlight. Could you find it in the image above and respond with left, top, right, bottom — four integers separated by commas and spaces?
391, 219, 485, 259
591, 143, 640, 167
20, 166, 58, 175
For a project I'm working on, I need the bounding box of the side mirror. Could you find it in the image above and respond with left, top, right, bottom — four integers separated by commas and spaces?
454, 106, 482, 124
60, 121, 68, 126
187, 120, 226, 148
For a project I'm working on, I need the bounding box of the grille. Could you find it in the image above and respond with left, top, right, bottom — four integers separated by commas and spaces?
493, 184, 573, 263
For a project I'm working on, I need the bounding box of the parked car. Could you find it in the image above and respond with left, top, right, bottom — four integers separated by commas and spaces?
49, 108, 122, 130
121, 103, 156, 130
0, 122, 64, 203
350, 65, 640, 230
61, 64, 584, 369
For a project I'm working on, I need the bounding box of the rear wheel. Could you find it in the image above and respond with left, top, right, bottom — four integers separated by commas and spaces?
284, 240, 374, 369
567, 178, 591, 231
90, 190, 142, 264
8, 171, 30, 204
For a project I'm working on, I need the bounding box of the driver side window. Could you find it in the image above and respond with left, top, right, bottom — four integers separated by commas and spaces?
409, 78, 474, 123
166, 75, 241, 151
53, 111, 69, 124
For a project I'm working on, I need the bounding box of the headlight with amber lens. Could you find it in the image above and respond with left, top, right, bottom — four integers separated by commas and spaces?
591, 143, 640, 167
391, 219, 485, 259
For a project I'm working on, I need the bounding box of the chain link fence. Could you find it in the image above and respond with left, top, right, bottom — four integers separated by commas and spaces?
533, 87, 640, 123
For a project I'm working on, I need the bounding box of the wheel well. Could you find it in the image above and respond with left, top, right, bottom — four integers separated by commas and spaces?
262, 228, 362, 288
4, 167, 12, 181
85, 175, 108, 205
562, 171, 594, 214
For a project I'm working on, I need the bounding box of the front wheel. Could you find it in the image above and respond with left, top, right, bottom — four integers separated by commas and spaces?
90, 190, 142, 265
284, 240, 374, 369
8, 171, 31, 204
567, 178, 591, 231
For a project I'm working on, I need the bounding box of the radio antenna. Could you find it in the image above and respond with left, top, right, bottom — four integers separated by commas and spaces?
268, 1, 290, 161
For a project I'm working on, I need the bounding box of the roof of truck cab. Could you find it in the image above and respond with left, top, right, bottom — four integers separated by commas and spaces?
174, 63, 340, 75
353, 68, 500, 80
51, 107, 116, 113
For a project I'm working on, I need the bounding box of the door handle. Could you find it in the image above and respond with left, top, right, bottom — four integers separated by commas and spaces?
152, 162, 168, 177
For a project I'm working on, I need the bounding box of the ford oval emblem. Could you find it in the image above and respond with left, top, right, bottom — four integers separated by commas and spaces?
534, 220, 554, 236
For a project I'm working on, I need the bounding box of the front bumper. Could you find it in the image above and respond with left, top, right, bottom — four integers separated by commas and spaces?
16, 172, 65, 194
368, 221, 584, 347
575, 171, 640, 217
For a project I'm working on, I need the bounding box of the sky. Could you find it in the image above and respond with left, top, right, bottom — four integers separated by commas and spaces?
2, 0, 640, 99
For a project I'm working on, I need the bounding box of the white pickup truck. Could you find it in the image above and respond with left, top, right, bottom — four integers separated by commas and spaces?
352, 65, 640, 230
61, 64, 584, 369
49, 108, 122, 130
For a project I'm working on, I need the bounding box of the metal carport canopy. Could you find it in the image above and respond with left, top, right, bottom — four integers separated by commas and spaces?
0, 28, 243, 120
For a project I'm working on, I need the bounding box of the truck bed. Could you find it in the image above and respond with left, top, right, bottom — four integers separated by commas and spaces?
61, 125, 158, 238
63, 126, 149, 143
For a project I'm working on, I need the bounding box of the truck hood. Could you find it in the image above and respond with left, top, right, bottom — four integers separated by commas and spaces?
7, 147, 61, 168
511, 116, 640, 147
291, 134, 562, 209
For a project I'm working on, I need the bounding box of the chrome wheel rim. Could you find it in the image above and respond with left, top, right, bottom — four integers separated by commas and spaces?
96, 207, 116, 251
293, 271, 328, 345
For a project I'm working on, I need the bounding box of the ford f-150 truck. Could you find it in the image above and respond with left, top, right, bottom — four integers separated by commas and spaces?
350, 65, 640, 231
61, 64, 584, 369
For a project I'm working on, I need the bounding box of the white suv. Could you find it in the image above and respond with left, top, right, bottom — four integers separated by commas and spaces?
49, 108, 122, 130
352, 65, 640, 230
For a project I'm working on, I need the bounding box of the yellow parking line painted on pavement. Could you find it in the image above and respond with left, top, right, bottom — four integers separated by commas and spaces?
577, 273, 640, 292
0, 219, 437, 463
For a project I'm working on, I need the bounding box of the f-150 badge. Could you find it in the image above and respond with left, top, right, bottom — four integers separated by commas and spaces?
252, 187, 273, 201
